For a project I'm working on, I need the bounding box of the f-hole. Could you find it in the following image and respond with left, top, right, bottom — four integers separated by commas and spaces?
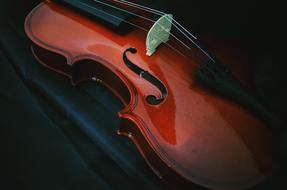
123, 48, 167, 105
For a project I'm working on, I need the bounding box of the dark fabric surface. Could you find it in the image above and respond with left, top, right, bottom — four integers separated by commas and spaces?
0, 1, 286, 190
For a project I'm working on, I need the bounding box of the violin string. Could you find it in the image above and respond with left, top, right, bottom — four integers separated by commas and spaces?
92, 0, 191, 50
74, 0, 207, 64
98, 0, 215, 62
75, 0, 187, 57
120, 0, 215, 62
111, 0, 197, 41
112, 0, 198, 40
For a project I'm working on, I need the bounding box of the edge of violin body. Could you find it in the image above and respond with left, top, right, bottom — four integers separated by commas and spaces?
117, 114, 211, 190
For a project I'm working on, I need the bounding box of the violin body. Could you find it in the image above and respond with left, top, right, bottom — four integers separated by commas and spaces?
25, 1, 274, 189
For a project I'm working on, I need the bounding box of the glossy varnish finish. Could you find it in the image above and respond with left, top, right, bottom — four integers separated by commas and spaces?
25, 2, 274, 190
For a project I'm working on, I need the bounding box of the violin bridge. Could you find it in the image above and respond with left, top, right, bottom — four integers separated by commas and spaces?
146, 14, 173, 56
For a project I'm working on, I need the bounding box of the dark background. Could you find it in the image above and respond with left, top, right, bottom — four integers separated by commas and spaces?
0, 0, 286, 190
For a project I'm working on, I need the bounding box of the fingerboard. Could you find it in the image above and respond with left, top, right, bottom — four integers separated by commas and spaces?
54, 0, 135, 34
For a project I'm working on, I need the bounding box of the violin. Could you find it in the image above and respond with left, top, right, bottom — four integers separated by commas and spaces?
25, 0, 277, 189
